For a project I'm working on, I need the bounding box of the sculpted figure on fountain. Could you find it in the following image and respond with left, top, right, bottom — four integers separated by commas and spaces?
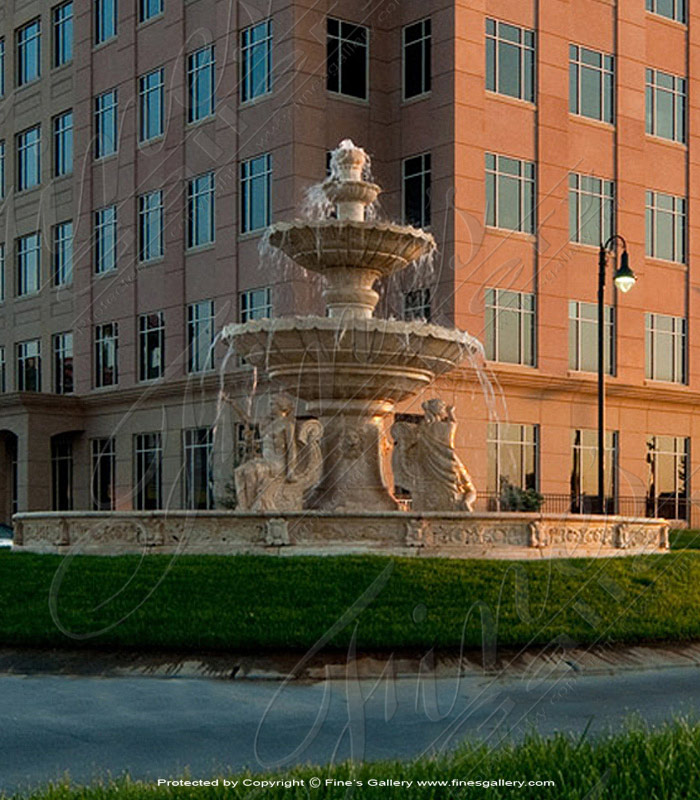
391, 398, 477, 512
234, 395, 323, 512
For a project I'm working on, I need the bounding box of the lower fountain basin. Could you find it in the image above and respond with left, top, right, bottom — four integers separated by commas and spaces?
223, 316, 480, 408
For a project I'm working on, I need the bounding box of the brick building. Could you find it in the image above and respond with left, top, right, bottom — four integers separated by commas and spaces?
0, 0, 698, 525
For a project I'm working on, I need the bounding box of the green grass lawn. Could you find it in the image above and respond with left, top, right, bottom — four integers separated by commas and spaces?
670, 529, 700, 550
1, 547, 700, 652
9, 720, 700, 799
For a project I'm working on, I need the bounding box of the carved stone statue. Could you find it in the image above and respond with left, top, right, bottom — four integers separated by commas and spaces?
391, 398, 477, 512
234, 395, 323, 512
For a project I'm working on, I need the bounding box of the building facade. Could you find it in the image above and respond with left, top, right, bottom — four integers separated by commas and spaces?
0, 0, 698, 525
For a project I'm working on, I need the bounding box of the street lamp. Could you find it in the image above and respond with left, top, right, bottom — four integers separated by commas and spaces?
597, 235, 636, 515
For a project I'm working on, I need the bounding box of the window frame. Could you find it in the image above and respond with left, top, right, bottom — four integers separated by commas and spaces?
187, 45, 216, 124
138, 189, 164, 262
240, 19, 273, 104
569, 44, 614, 124
139, 67, 165, 143
16, 338, 41, 392
183, 427, 215, 510
485, 287, 536, 366
485, 17, 535, 103
402, 17, 431, 101
52, 331, 74, 395
94, 88, 119, 160
485, 152, 536, 234
326, 16, 369, 101
645, 189, 686, 263
53, 1, 73, 68
94, 205, 118, 274
134, 432, 162, 511
187, 172, 215, 249
94, 322, 119, 388
240, 154, 272, 234
646, 67, 686, 144
645, 312, 687, 384
16, 232, 41, 297
95, 0, 118, 46
17, 125, 41, 192
568, 172, 614, 247
53, 220, 73, 286
568, 300, 615, 375
402, 152, 431, 228
138, 310, 165, 382
53, 110, 73, 178
16, 18, 41, 88
187, 300, 215, 373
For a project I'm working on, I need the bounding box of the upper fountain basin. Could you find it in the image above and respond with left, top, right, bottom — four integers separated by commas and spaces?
222, 316, 479, 410
266, 220, 436, 278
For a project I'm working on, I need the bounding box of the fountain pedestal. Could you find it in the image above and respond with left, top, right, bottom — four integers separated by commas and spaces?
306, 402, 397, 512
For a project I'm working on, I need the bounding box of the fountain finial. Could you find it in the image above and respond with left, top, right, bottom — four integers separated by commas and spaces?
325, 140, 379, 222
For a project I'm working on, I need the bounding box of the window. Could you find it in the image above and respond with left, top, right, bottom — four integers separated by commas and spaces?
485, 288, 535, 366
184, 428, 214, 510
646, 68, 686, 143
17, 339, 41, 392
140, 0, 163, 22
17, 233, 41, 296
241, 154, 271, 233
569, 301, 614, 374
187, 46, 215, 123
487, 423, 538, 499
571, 429, 617, 514
95, 322, 118, 387
240, 287, 271, 321
187, 173, 215, 248
16, 19, 41, 87
486, 18, 534, 102
569, 174, 614, 246
51, 436, 73, 511
139, 311, 164, 381
645, 312, 686, 383
95, 206, 117, 274
95, 0, 117, 45
403, 153, 431, 228
241, 19, 272, 103
403, 288, 431, 321
0, 348, 6, 392
646, 190, 686, 263
139, 190, 164, 262
0, 244, 5, 302
139, 68, 164, 142
53, 332, 73, 394
53, 221, 73, 286
134, 433, 162, 510
0, 141, 5, 199
0, 39, 5, 96
646, 0, 686, 24
91, 438, 116, 511
646, 436, 689, 520
569, 45, 614, 123
53, 2, 73, 67
17, 126, 41, 191
403, 18, 431, 100
95, 89, 118, 159
187, 300, 215, 373
485, 153, 535, 233
327, 18, 368, 100
53, 110, 73, 177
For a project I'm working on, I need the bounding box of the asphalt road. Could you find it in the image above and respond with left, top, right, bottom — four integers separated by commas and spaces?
3, 666, 700, 795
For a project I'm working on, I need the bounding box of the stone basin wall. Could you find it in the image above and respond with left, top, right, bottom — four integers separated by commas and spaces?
12, 511, 670, 559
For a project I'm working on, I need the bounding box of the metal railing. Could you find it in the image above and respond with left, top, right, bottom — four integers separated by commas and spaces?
397, 492, 689, 522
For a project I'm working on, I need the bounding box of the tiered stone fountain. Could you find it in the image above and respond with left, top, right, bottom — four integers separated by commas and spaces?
12, 141, 670, 558
224, 140, 480, 515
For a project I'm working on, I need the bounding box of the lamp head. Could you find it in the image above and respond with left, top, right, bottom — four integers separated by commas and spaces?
613, 250, 636, 293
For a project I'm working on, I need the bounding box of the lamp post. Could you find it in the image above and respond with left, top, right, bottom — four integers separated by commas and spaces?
597, 235, 636, 515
